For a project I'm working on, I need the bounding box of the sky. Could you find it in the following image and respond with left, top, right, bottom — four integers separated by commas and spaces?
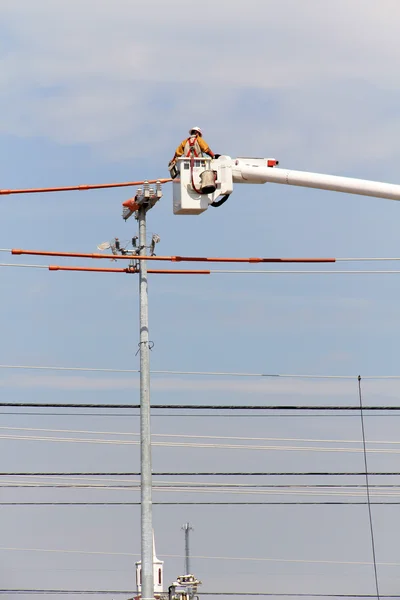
2, 0, 400, 599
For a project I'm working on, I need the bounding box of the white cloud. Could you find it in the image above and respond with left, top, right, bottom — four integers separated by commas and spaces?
2, 0, 400, 166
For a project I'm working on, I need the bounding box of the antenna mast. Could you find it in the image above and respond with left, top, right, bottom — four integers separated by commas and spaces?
181, 523, 194, 575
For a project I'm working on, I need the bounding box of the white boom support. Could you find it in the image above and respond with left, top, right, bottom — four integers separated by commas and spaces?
237, 166, 400, 202
172, 156, 400, 215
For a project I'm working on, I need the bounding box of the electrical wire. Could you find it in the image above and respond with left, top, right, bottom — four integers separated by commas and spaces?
0, 178, 171, 195
2, 501, 400, 505
3, 483, 400, 499
7, 261, 400, 275
5, 425, 400, 446
2, 472, 400, 476
4, 431, 400, 454
2, 362, 400, 380
1, 403, 400, 410
0, 592, 398, 597
2, 412, 400, 418
1, 547, 399, 567
8, 248, 400, 262
358, 376, 380, 600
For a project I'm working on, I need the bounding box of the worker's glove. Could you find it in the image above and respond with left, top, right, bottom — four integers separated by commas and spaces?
213, 154, 221, 159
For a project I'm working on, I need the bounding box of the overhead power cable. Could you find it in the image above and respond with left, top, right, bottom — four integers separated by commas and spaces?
1, 362, 400, 380
3, 480, 400, 500
10, 249, 338, 262
358, 376, 381, 600
3, 501, 400, 505
0, 592, 398, 597
7, 261, 400, 275
2, 546, 400, 568
3, 472, 400, 476
0, 178, 171, 196
0, 402, 400, 410
3, 431, 400, 455
10, 248, 400, 262
4, 412, 400, 419
4, 425, 400, 446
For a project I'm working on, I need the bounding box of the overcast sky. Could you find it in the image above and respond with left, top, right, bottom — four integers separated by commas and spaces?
2, 1, 400, 599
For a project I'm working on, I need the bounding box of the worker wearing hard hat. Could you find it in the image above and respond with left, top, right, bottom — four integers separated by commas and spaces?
170, 127, 219, 166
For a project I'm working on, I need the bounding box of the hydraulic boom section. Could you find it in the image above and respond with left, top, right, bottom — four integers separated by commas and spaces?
172, 155, 400, 215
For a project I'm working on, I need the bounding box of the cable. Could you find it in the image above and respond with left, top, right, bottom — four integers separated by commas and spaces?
9, 262, 400, 275
4, 483, 400, 496
4, 431, 400, 455
201, 592, 399, 599
358, 376, 380, 600
0, 263, 47, 269
2, 362, 400, 379
3, 412, 400, 418
2, 546, 400, 567
0, 593, 398, 597
3, 472, 400, 476
2, 403, 400, 410
0, 178, 172, 195
11, 248, 400, 263
3, 501, 400, 505
2, 411, 400, 419
6, 425, 400, 446
10, 249, 339, 263
213, 270, 400, 274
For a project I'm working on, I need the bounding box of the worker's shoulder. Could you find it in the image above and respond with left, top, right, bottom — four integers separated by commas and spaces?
198, 137, 209, 149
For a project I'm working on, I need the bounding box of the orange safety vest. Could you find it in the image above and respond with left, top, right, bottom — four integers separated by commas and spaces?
183, 135, 202, 158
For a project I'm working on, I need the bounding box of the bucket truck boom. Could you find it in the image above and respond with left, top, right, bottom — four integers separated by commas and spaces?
172, 156, 400, 215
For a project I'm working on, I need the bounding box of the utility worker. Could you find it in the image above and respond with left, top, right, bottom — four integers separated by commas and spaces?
170, 127, 219, 167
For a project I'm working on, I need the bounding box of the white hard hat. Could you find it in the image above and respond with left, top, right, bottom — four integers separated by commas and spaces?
189, 126, 203, 136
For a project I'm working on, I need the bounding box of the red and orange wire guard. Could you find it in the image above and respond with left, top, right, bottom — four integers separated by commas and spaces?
1, 177, 336, 275
10, 249, 337, 275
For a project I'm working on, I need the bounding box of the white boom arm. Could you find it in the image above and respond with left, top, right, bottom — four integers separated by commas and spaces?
236, 165, 400, 201
172, 156, 400, 215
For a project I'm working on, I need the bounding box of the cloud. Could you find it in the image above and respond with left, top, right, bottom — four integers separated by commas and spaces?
1, 0, 400, 166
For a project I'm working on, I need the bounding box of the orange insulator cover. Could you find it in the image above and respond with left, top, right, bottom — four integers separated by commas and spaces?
122, 197, 140, 211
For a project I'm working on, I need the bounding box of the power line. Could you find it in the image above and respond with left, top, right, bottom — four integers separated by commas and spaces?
4, 431, 400, 455
2, 472, 400, 476
0, 363, 398, 380
0, 177, 171, 196
0, 592, 398, 597
2, 501, 400, 505
201, 592, 399, 598
1, 546, 400, 567
358, 376, 381, 600
1, 403, 400, 410
4, 483, 400, 489
2, 412, 400, 420
5, 425, 400, 446
2, 412, 400, 418
9, 261, 400, 275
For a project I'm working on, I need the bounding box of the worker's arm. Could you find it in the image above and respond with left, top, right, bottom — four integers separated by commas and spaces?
171, 140, 187, 163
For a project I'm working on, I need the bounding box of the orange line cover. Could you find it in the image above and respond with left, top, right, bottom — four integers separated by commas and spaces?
0, 179, 172, 195
12, 249, 336, 264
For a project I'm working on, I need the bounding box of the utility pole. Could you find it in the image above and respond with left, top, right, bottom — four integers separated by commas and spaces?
100, 181, 161, 600
182, 523, 193, 575
139, 203, 154, 600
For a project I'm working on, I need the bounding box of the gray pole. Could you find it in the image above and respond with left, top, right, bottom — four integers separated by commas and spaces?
139, 205, 154, 600
182, 523, 193, 575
